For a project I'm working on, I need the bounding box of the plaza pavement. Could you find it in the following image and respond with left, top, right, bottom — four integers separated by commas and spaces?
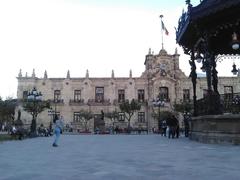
0, 134, 239, 180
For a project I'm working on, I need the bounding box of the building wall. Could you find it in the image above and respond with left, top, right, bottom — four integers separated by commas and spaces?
16, 48, 240, 132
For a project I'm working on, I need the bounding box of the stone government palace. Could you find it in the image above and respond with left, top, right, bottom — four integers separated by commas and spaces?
16, 47, 240, 133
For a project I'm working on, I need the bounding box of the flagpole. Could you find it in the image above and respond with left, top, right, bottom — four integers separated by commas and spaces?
160, 15, 164, 50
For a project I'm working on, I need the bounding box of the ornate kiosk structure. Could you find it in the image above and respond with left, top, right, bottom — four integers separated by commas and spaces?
176, 0, 240, 144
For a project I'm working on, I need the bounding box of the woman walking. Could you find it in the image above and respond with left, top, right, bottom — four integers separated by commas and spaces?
52, 115, 64, 147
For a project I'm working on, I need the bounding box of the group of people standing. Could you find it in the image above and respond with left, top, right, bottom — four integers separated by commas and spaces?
159, 112, 191, 139
160, 115, 180, 138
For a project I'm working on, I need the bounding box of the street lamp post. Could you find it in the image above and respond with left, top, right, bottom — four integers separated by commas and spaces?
27, 87, 43, 136
48, 108, 55, 133
152, 97, 165, 133
53, 98, 58, 120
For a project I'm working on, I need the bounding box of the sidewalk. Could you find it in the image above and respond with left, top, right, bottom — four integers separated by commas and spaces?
0, 135, 240, 180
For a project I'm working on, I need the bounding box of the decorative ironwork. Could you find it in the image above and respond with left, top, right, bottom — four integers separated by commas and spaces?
49, 99, 64, 104
176, 0, 240, 116
69, 99, 84, 106
87, 99, 111, 106
197, 93, 240, 115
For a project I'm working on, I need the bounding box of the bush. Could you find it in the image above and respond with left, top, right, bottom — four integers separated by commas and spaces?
0, 134, 14, 142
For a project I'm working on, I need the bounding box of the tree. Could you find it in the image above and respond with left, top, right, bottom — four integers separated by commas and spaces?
151, 109, 172, 126
22, 99, 50, 135
152, 110, 177, 130
174, 101, 193, 113
0, 98, 17, 126
104, 110, 118, 127
79, 110, 93, 132
119, 99, 141, 132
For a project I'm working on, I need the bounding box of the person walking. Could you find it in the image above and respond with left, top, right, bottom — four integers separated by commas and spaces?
161, 120, 167, 136
52, 115, 64, 147
176, 121, 180, 138
183, 112, 190, 137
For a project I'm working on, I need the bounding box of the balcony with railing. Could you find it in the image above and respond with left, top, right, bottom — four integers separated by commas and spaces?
69, 99, 85, 106
137, 99, 148, 105
113, 99, 148, 106
87, 99, 111, 106
49, 99, 64, 105
113, 99, 124, 105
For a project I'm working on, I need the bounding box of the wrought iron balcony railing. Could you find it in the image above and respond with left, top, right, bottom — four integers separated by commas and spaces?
69, 99, 84, 106
113, 99, 148, 105
87, 99, 111, 106
49, 99, 64, 104
113, 99, 125, 105
137, 99, 148, 105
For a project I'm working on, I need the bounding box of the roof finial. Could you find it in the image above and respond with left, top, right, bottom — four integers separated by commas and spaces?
148, 48, 151, 55
111, 70, 115, 78
67, 70, 70, 79
175, 48, 178, 54
25, 72, 28, 77
18, 69, 22, 77
86, 69, 89, 78
129, 69, 132, 78
44, 70, 48, 79
32, 69, 35, 78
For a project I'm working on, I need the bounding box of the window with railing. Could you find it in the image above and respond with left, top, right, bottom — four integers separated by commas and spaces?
183, 89, 190, 101
138, 112, 145, 123
54, 90, 61, 102
138, 89, 145, 102
74, 90, 81, 101
118, 89, 125, 103
118, 112, 125, 121
95, 87, 104, 103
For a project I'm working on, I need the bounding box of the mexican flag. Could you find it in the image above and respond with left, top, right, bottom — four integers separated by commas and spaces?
161, 20, 169, 35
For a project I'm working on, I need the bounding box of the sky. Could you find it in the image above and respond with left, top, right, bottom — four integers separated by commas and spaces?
0, 0, 238, 99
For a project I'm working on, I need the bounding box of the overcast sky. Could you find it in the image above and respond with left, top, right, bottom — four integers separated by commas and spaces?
0, 0, 238, 99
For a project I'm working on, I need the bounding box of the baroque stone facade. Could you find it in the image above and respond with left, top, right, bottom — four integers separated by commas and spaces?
16, 48, 240, 133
